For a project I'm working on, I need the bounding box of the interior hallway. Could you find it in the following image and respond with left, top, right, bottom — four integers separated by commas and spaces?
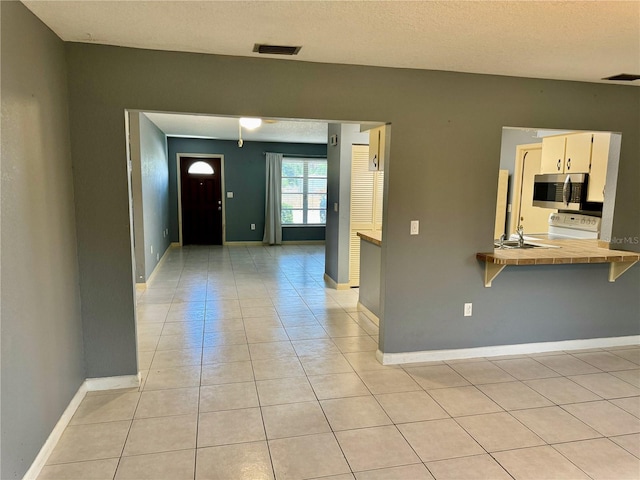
39, 245, 640, 479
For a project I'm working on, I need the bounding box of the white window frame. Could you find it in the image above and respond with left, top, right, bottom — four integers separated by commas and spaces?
281, 157, 327, 226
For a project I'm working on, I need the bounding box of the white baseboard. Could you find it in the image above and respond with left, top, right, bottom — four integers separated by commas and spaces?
282, 240, 326, 245
323, 273, 351, 290
224, 241, 264, 246
357, 302, 380, 326
22, 382, 88, 480
377, 335, 640, 365
23, 374, 140, 479
170, 242, 180, 247
85, 374, 140, 391
141, 244, 173, 286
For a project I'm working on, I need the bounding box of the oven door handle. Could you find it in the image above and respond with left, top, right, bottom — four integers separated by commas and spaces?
563, 175, 571, 206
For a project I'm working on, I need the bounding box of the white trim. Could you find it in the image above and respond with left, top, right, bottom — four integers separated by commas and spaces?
137, 243, 173, 287
224, 241, 264, 246
85, 374, 140, 391
22, 383, 88, 480
188, 240, 325, 247
323, 273, 351, 290
282, 240, 326, 245
22, 374, 140, 479
170, 242, 180, 247
176, 153, 226, 246
377, 335, 640, 365
357, 302, 380, 326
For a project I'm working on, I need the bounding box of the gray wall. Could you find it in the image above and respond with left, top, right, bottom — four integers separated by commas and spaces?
1, 3, 85, 478
359, 240, 381, 317
62, 41, 639, 373
128, 112, 146, 281
138, 113, 170, 280
167, 137, 327, 243
325, 124, 369, 285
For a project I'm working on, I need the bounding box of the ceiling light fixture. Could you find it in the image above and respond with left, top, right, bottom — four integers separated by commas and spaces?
237, 117, 262, 148
239, 117, 262, 130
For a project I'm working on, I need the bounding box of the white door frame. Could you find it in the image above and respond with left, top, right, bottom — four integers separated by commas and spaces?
509, 143, 543, 236
176, 153, 226, 245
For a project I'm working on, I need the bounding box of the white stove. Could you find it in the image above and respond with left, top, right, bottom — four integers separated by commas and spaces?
548, 212, 601, 239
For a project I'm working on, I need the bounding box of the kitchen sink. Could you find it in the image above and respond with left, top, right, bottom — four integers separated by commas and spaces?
494, 240, 544, 249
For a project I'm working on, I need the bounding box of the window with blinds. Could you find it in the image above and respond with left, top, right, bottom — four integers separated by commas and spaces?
281, 157, 327, 225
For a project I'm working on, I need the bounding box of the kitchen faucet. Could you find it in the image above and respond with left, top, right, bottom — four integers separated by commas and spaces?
517, 225, 525, 248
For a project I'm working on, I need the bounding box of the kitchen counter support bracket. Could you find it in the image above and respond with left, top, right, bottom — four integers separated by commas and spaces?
484, 263, 506, 287
609, 260, 638, 282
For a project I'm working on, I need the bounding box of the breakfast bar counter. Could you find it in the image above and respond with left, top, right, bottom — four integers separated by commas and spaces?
476, 238, 640, 287
357, 231, 382, 246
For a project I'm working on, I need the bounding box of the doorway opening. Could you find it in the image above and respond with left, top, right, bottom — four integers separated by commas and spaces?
177, 155, 225, 245
125, 110, 391, 375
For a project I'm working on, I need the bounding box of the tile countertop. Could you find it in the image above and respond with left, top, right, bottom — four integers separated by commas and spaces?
477, 238, 640, 265
357, 231, 382, 247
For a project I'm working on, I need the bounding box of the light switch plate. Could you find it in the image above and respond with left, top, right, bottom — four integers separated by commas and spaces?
410, 220, 419, 235
227, 192, 234, 198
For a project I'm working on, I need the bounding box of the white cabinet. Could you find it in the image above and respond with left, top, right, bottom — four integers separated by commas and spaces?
565, 133, 592, 173
587, 132, 610, 202
540, 131, 611, 203
368, 126, 385, 171
540, 135, 566, 174
540, 133, 592, 174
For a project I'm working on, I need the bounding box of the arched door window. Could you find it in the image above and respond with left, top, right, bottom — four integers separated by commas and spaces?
188, 161, 214, 175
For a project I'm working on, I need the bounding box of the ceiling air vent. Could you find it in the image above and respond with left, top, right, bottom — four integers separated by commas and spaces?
602, 73, 640, 81
253, 44, 301, 56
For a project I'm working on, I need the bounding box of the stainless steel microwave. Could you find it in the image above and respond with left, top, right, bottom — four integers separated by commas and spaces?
532, 173, 589, 210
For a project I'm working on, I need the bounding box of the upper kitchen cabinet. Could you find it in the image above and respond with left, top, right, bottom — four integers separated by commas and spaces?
540, 132, 592, 174
587, 132, 611, 203
368, 125, 386, 171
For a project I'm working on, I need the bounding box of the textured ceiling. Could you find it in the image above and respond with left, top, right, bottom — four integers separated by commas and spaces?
24, 1, 640, 143
22, 1, 640, 85
144, 112, 329, 144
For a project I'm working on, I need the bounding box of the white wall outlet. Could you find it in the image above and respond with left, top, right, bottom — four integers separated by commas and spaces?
334, 203, 339, 212
156, 253, 160, 261
464, 303, 473, 317
410, 220, 419, 235
150, 245, 153, 254
251, 224, 256, 230
227, 191, 234, 198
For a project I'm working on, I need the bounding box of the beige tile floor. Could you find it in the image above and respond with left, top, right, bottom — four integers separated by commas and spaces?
39, 245, 640, 480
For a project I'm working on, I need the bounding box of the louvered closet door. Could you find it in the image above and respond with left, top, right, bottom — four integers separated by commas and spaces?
349, 145, 384, 287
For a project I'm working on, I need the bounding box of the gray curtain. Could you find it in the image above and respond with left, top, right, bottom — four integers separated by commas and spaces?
263, 152, 283, 245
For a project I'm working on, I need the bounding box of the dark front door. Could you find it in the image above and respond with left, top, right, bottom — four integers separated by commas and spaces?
180, 157, 222, 245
